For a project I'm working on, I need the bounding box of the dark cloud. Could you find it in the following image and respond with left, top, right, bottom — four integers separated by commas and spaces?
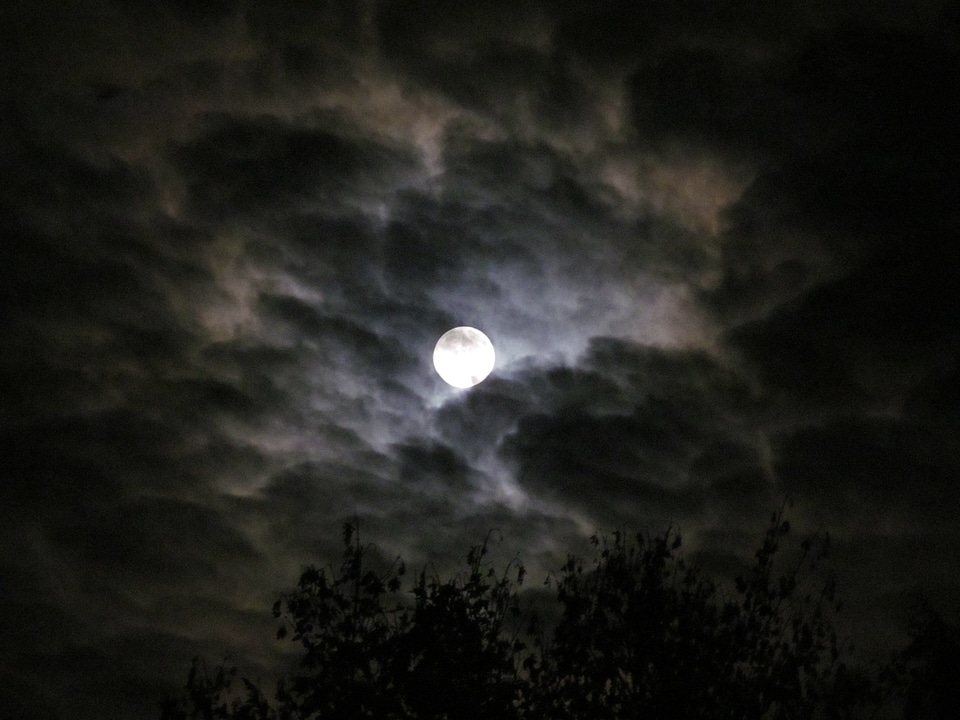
500, 340, 760, 527
376, 1, 549, 113
505, 405, 706, 522
258, 292, 415, 380
725, 231, 960, 410
3, 2, 959, 717
245, 0, 366, 48
775, 417, 960, 529
435, 377, 534, 460
702, 21, 960, 320
630, 46, 786, 160
395, 440, 474, 491
693, 440, 775, 526
271, 213, 381, 294
172, 113, 420, 221
554, 1, 812, 65
259, 458, 390, 556
48, 497, 259, 585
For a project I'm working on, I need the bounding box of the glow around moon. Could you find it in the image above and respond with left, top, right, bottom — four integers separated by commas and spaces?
433, 327, 496, 388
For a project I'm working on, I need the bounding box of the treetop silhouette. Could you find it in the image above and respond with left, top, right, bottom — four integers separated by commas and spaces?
161, 509, 941, 719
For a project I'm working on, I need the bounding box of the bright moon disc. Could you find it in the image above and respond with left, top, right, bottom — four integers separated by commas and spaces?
433, 327, 495, 388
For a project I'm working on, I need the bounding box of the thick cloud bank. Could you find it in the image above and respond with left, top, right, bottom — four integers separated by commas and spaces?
2, 2, 959, 717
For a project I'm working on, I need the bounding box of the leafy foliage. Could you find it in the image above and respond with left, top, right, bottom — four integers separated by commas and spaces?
526, 510, 860, 719
882, 606, 960, 719
162, 523, 526, 720
158, 657, 273, 720
162, 511, 898, 719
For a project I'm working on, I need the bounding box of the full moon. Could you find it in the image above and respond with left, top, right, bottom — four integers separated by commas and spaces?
433, 327, 496, 388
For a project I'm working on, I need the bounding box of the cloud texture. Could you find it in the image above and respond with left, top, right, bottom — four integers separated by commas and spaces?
2, 2, 959, 717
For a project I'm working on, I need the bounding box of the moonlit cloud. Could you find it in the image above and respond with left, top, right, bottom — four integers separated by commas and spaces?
2, 2, 959, 717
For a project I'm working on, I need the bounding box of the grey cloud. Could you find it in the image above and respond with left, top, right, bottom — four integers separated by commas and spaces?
255, 442, 531, 574
172, 113, 420, 221
626, 13, 960, 161
504, 405, 705, 522
269, 213, 381, 293
438, 133, 614, 238
46, 497, 260, 586
692, 440, 775, 527
434, 376, 535, 460
3, 3, 960, 718
0, 142, 216, 398
553, 1, 812, 66
244, 0, 366, 47
258, 457, 393, 557
774, 417, 960, 530
382, 213, 470, 299
903, 361, 960, 455
443, 129, 713, 284
701, 23, 960, 320
725, 232, 960, 409
499, 340, 761, 527
630, 45, 786, 161
395, 440, 474, 492
376, 1, 550, 114
258, 292, 416, 379
0, 398, 271, 528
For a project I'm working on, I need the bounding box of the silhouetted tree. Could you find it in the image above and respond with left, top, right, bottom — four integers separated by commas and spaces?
524, 510, 869, 719
158, 657, 273, 720
162, 511, 889, 719
271, 523, 526, 720
884, 606, 960, 720
162, 523, 525, 720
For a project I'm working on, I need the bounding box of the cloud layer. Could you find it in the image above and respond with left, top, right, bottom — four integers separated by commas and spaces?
2, 2, 959, 717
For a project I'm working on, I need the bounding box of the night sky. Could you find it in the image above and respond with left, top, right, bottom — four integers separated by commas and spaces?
3, 2, 960, 718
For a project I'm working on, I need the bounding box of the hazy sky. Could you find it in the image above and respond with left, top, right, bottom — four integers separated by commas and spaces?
2, 2, 959, 717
